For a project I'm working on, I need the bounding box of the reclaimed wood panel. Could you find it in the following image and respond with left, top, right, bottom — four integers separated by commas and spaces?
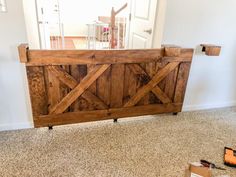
174, 63, 191, 104
87, 64, 97, 95
97, 67, 111, 107
26, 67, 48, 116
26, 49, 164, 65
124, 62, 180, 107
49, 64, 110, 114
35, 103, 182, 127
110, 64, 125, 108
45, 66, 61, 112
123, 64, 137, 105
19, 45, 194, 128
164, 66, 179, 101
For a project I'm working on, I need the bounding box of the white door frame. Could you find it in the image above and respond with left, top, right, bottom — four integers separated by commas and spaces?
22, 0, 41, 49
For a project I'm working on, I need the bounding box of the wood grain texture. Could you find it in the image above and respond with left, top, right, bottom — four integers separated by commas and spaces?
59, 66, 70, 113
164, 66, 179, 101
35, 103, 182, 127
124, 62, 179, 107
45, 66, 61, 112
123, 64, 137, 104
201, 44, 221, 56
21, 45, 194, 128
70, 65, 81, 111
18, 44, 28, 63
75, 65, 91, 111
49, 64, 110, 114
110, 64, 125, 108
26, 66, 48, 116
48, 66, 108, 110
26, 49, 164, 65
174, 63, 191, 104
97, 67, 111, 106
136, 63, 150, 105
87, 64, 97, 95
164, 46, 181, 57
127, 64, 171, 104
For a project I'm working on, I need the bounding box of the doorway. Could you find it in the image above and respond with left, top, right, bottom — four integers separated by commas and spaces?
23, 0, 166, 50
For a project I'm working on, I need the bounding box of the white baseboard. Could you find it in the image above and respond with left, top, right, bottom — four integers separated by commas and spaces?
183, 101, 236, 112
0, 122, 33, 132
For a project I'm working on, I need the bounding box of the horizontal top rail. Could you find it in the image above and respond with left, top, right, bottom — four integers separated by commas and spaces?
18, 44, 194, 66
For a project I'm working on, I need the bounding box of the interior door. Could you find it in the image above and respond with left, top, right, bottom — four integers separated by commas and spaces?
36, 0, 51, 49
36, 0, 64, 49
128, 0, 158, 49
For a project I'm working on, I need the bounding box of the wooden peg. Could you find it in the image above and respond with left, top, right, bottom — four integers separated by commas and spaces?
163, 45, 181, 57
200, 44, 221, 56
18, 44, 29, 63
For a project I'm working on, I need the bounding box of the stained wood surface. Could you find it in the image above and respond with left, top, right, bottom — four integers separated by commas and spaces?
18, 44, 28, 63
124, 62, 180, 107
48, 66, 108, 110
49, 64, 110, 114
26, 67, 48, 116
97, 67, 111, 106
174, 63, 191, 103
45, 66, 61, 112
200, 44, 221, 56
20, 44, 194, 128
35, 103, 182, 127
110, 64, 125, 108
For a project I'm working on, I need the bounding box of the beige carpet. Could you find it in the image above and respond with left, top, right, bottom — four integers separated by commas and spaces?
0, 107, 236, 177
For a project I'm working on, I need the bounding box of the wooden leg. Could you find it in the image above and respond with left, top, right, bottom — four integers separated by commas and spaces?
173, 112, 178, 116
113, 119, 118, 123
48, 125, 53, 130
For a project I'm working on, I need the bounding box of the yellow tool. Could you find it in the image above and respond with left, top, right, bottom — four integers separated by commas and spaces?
224, 147, 236, 167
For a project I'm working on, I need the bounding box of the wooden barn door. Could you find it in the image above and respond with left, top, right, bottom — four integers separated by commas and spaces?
18, 45, 193, 128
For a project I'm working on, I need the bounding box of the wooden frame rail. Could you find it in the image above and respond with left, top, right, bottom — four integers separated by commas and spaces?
18, 44, 194, 128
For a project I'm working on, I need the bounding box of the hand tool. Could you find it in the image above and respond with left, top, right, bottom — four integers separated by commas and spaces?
200, 159, 226, 170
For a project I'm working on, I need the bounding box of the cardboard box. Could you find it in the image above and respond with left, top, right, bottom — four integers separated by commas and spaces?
185, 163, 212, 177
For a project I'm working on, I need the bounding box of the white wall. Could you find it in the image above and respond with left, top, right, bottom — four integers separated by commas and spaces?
60, 0, 128, 36
163, 0, 236, 110
0, 0, 33, 131
153, 0, 166, 48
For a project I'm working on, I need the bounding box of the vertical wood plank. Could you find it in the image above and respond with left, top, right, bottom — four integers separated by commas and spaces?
136, 63, 150, 105
110, 64, 125, 108
87, 64, 97, 95
146, 62, 157, 104
157, 60, 168, 94
70, 65, 92, 111
60, 66, 70, 112
152, 60, 163, 104
174, 63, 191, 104
77, 65, 92, 111
45, 66, 61, 112
123, 64, 137, 105
26, 66, 48, 116
70, 65, 80, 111
18, 44, 28, 63
164, 66, 179, 101
97, 67, 111, 107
